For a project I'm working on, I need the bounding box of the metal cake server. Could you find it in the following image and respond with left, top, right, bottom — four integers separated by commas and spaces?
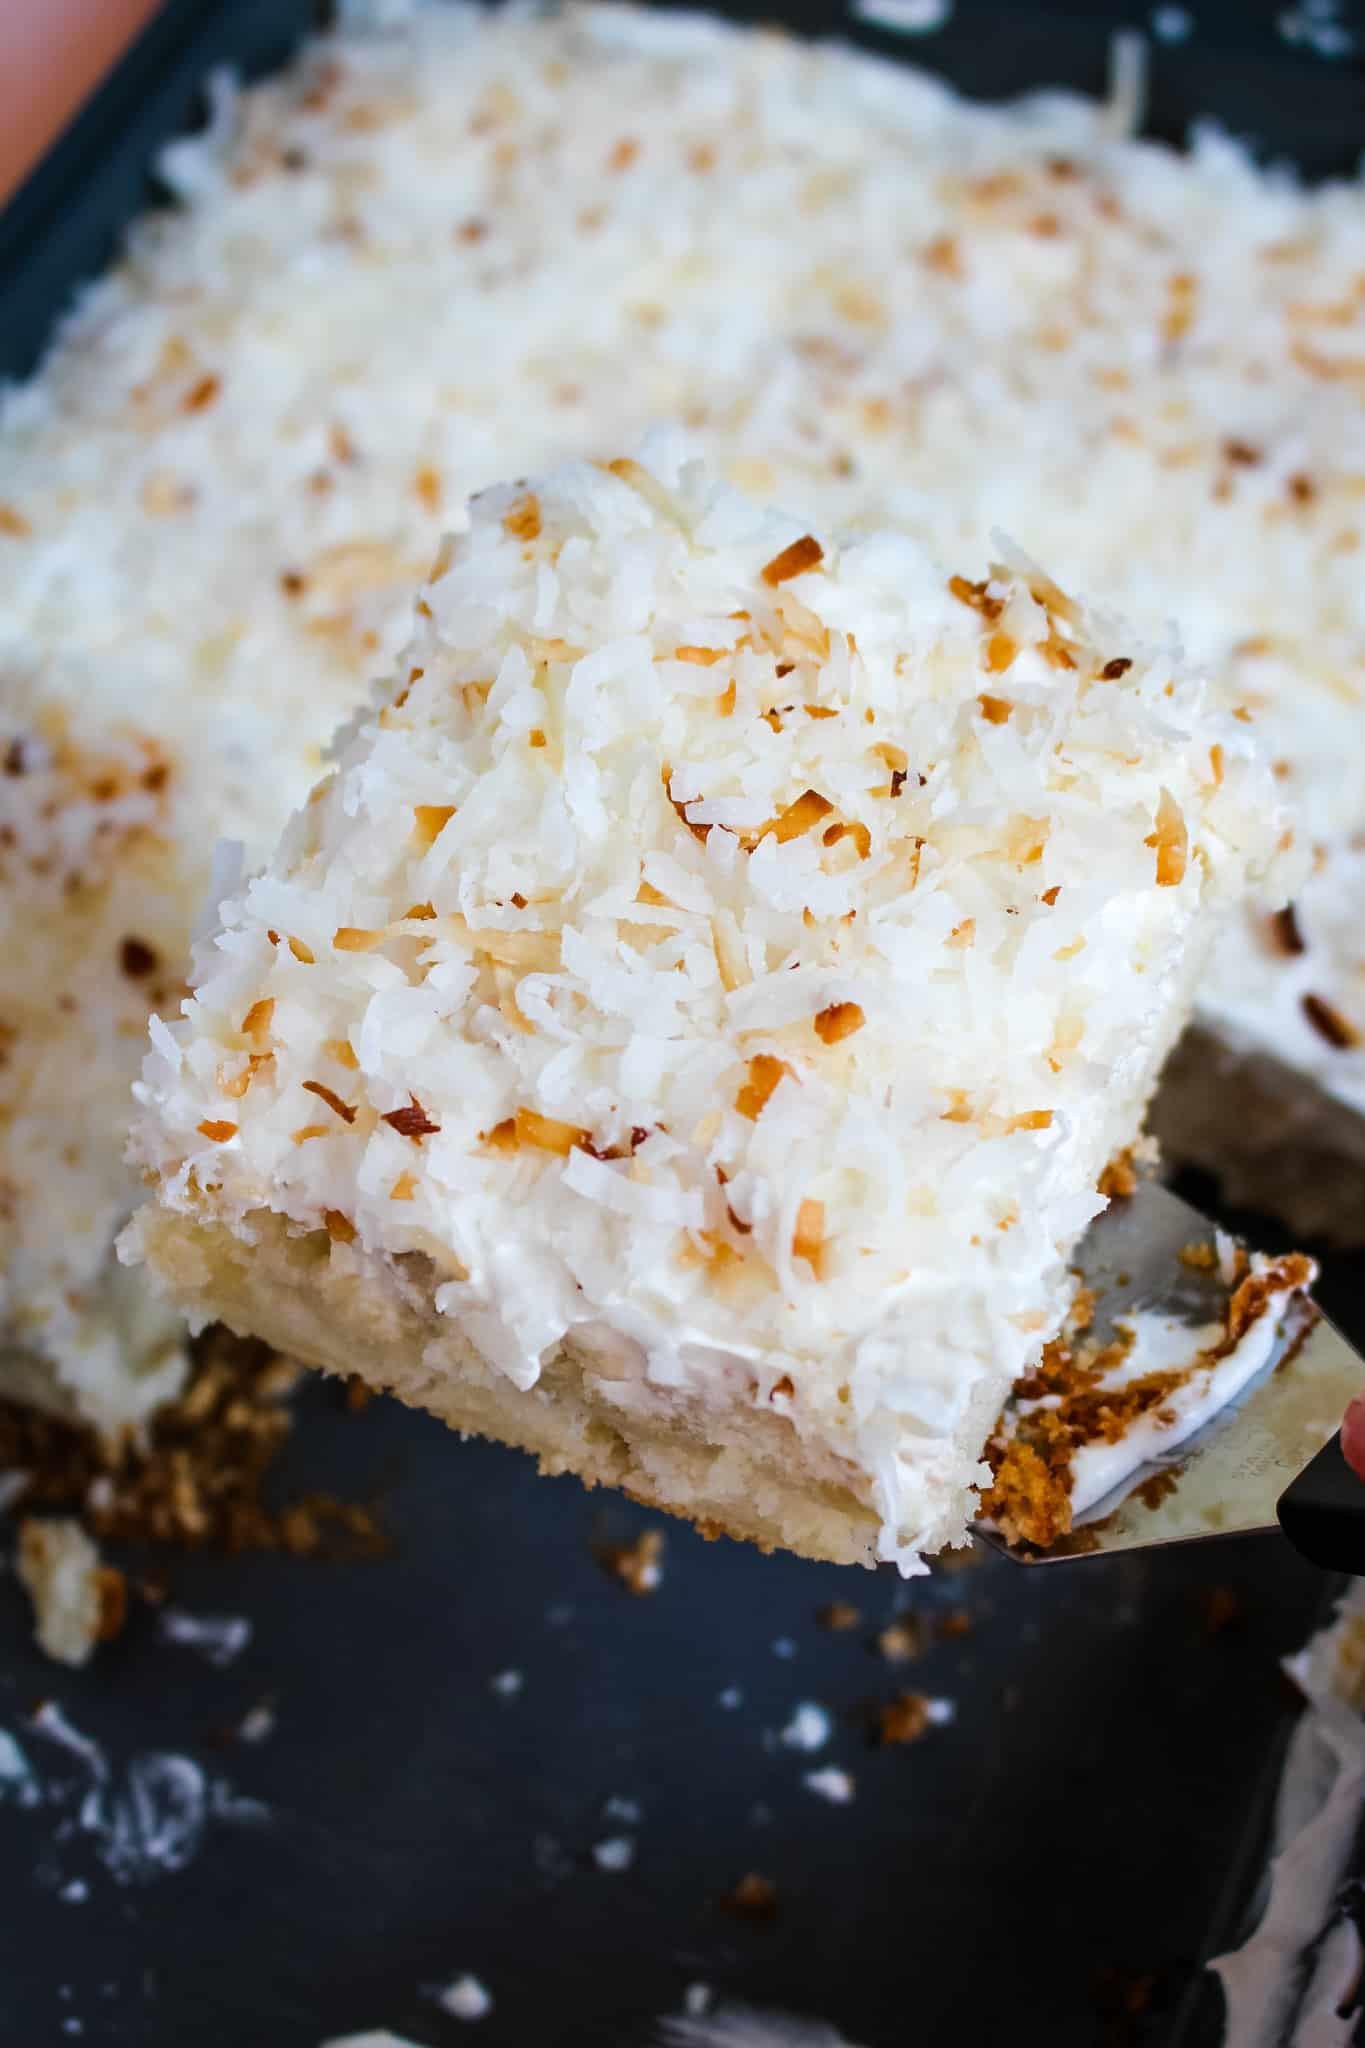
974, 1180, 1365, 1573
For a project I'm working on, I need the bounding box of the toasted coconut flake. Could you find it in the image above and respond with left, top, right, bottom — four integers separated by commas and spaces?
716, 678, 736, 717
404, 901, 437, 920
301, 1079, 356, 1124
323, 1209, 356, 1243
515, 1106, 586, 1154
1302, 992, 1360, 1049
793, 1197, 827, 1277
761, 534, 823, 586
1098, 1149, 1139, 1198
1271, 905, 1306, 956
821, 818, 871, 859
333, 926, 382, 952
978, 692, 1013, 723
287, 936, 315, 964
292, 1124, 331, 1145
984, 635, 1017, 676
663, 767, 710, 844
481, 1118, 518, 1153
197, 1119, 237, 1143
814, 1001, 865, 1044
324, 1038, 359, 1071
120, 936, 160, 979
382, 1095, 441, 1140
241, 997, 275, 1039
948, 574, 1002, 620
413, 803, 457, 849
766, 788, 833, 844
1101, 656, 1132, 680
390, 1171, 418, 1200
1148, 787, 1188, 887
1005, 1110, 1053, 1133
0, 502, 32, 537
183, 373, 221, 413
674, 645, 726, 665
736, 1053, 792, 1120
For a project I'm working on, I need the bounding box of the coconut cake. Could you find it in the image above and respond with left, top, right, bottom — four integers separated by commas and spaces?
6, 1, 1365, 1430
125, 448, 1297, 1569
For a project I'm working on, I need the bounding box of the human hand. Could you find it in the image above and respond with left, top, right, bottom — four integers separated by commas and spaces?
1343, 1396, 1365, 1481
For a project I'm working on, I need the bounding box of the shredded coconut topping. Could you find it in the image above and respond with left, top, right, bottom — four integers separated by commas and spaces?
131, 447, 1292, 1567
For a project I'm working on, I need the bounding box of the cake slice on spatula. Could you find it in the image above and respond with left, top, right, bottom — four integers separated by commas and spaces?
123, 442, 1299, 1574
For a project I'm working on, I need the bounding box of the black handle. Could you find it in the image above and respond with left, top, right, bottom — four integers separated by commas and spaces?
1277, 1434, 1365, 1576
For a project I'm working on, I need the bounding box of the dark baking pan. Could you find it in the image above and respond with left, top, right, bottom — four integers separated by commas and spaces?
1, 5, 1362, 2045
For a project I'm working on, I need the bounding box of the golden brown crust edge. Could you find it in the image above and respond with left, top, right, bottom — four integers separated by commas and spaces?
133, 1206, 882, 1569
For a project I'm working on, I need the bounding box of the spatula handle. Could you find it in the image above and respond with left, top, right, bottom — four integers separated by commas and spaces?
1277, 1434, 1365, 1576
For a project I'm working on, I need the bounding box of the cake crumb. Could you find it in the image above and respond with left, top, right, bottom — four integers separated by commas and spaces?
437, 1974, 493, 2021
876, 1613, 926, 1663
876, 1691, 955, 1746
593, 1834, 636, 1872
780, 1702, 832, 1752
600, 1525, 665, 1594
237, 1702, 276, 1745
722, 1872, 777, 1920
1178, 1240, 1218, 1271
0, 1331, 384, 1559
490, 1668, 523, 1698
803, 1766, 855, 1805
16, 1517, 122, 1668
816, 1600, 862, 1632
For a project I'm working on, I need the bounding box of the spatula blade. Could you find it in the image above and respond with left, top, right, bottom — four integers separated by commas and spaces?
975, 1181, 1363, 1564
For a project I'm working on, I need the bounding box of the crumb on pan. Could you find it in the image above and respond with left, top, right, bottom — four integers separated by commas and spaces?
0, 1330, 385, 1559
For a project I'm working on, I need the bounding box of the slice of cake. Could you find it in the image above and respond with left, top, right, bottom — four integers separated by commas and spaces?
124, 446, 1296, 1571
